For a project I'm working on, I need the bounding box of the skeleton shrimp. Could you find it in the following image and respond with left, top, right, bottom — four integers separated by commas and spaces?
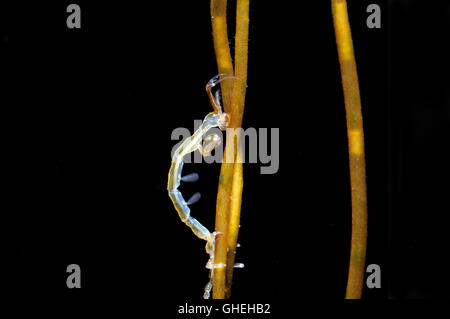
167, 75, 232, 299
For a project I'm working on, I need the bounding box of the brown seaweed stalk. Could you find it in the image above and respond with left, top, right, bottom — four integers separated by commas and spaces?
331, 0, 368, 299
210, 0, 249, 299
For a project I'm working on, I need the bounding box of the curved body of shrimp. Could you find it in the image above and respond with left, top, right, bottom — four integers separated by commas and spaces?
168, 112, 223, 239
167, 76, 230, 299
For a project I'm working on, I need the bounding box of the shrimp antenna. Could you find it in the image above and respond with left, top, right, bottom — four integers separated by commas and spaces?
206, 74, 238, 114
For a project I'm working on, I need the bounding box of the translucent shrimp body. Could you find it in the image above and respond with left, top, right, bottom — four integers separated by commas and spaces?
168, 112, 225, 237
168, 111, 228, 299
168, 75, 235, 299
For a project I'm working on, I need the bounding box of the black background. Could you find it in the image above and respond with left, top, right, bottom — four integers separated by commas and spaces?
14, 0, 450, 312
389, 1, 450, 299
